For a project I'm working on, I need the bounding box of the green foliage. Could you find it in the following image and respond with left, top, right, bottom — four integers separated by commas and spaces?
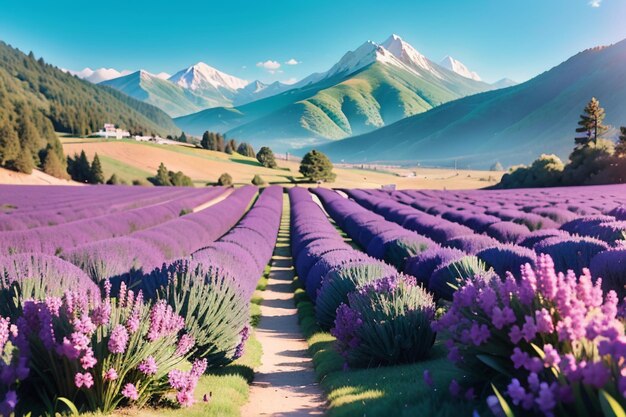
201, 131, 225, 152
161, 263, 249, 367
251, 174, 265, 186
429, 256, 487, 300
225, 143, 234, 154
67, 151, 92, 183
575, 97, 608, 146
615, 126, 626, 157
299, 149, 336, 182
90, 153, 105, 184
41, 144, 68, 179
562, 139, 614, 185
256, 146, 277, 168
12, 147, 34, 174
315, 263, 393, 329
383, 238, 431, 270
106, 173, 121, 185
499, 154, 564, 188
0, 121, 20, 166
149, 162, 193, 186
218, 172, 233, 186
236, 142, 255, 158
340, 280, 436, 367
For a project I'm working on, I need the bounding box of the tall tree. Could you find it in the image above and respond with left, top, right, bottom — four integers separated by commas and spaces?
0, 122, 20, 166
42, 145, 67, 179
575, 97, 608, 147
299, 150, 336, 182
13, 148, 34, 174
90, 153, 105, 184
179, 132, 188, 143
237, 142, 255, 158
215, 133, 225, 152
153, 162, 172, 186
615, 126, 626, 157
256, 146, 277, 168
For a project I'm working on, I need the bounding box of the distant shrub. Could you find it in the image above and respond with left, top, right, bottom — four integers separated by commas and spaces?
499, 154, 564, 188
132, 179, 149, 186
218, 172, 233, 186
256, 146, 277, 168
237, 142, 256, 158
332, 276, 436, 367
149, 162, 193, 187
251, 174, 265, 186
106, 173, 122, 185
299, 150, 336, 183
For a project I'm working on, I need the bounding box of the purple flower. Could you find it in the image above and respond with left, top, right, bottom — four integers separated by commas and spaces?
80, 349, 97, 369
469, 323, 490, 346
449, 379, 461, 397
423, 370, 433, 388
582, 361, 610, 388
511, 348, 529, 369
74, 372, 94, 389
104, 367, 118, 381
108, 325, 129, 354
138, 356, 158, 376
492, 306, 516, 330
122, 383, 139, 401
542, 344, 560, 368
175, 334, 195, 356
535, 382, 556, 415
534, 308, 554, 333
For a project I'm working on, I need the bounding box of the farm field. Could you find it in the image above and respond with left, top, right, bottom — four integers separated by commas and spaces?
1, 182, 626, 417
59, 138, 503, 189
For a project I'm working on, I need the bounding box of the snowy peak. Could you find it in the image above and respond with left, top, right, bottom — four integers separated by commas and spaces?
67, 67, 133, 83
381, 34, 434, 73
168, 62, 248, 92
439, 56, 482, 81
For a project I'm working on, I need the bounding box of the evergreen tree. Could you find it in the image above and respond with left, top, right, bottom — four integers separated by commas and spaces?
616, 126, 626, 157
0, 122, 20, 166
215, 133, 225, 152
12, 148, 34, 174
575, 97, 608, 147
237, 142, 255, 158
179, 132, 188, 143
201, 131, 211, 150
106, 173, 121, 185
169, 171, 194, 187
90, 153, 105, 184
76, 151, 91, 182
225, 143, 233, 154
153, 162, 172, 186
42, 145, 67, 179
299, 150, 336, 182
256, 146, 277, 168
227, 139, 237, 152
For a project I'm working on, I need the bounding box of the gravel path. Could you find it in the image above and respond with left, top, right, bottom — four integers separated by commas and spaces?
241, 202, 325, 417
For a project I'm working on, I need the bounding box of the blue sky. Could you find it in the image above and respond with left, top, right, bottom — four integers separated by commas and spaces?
1, 0, 625, 84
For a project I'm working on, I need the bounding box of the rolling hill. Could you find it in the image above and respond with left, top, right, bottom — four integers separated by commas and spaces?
316, 38, 626, 169
174, 35, 492, 150
101, 70, 215, 117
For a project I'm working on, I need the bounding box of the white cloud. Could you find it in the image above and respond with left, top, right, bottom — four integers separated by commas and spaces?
589, 0, 602, 7
256, 60, 281, 71
282, 77, 298, 85
285, 58, 300, 65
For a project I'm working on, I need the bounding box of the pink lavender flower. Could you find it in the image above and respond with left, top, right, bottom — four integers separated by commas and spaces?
147, 300, 184, 341
138, 356, 158, 376
175, 334, 195, 356
80, 349, 97, 369
70, 332, 90, 351
521, 316, 537, 342
73, 316, 96, 335
534, 308, 554, 333
74, 372, 94, 389
104, 367, 118, 381
542, 344, 560, 368
108, 325, 129, 354
121, 383, 139, 401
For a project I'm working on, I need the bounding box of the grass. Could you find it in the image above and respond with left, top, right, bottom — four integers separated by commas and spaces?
98, 155, 153, 184
292, 275, 486, 417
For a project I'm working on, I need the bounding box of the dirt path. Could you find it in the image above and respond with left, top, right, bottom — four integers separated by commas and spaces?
241, 199, 325, 417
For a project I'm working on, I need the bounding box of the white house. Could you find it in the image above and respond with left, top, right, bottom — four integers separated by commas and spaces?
94, 124, 130, 139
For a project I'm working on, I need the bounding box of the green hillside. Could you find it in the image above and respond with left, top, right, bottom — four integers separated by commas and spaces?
101, 71, 214, 117
176, 61, 490, 151
316, 39, 626, 169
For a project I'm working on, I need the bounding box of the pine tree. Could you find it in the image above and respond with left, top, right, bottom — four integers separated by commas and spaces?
227, 139, 237, 152
256, 146, 277, 168
615, 126, 626, 157
106, 173, 121, 185
225, 143, 233, 154
90, 153, 105, 184
13, 148, 34, 174
237, 142, 255, 158
76, 151, 91, 182
215, 133, 225, 152
42, 145, 67, 178
154, 162, 172, 186
179, 132, 188, 143
299, 150, 336, 182
575, 97, 608, 147
0, 122, 20, 166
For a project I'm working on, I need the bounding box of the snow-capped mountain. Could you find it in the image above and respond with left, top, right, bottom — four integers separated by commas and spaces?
233, 80, 292, 105
169, 62, 248, 92
67, 67, 133, 83
155, 72, 171, 80
439, 56, 481, 81
381, 34, 441, 76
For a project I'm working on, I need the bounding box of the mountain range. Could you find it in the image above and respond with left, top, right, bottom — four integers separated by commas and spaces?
174, 35, 503, 150
315, 39, 626, 169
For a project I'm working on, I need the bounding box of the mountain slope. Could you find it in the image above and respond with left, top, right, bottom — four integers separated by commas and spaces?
101, 70, 214, 117
175, 35, 491, 150
439, 56, 481, 81
0, 41, 179, 138
316, 39, 626, 169
67, 67, 132, 83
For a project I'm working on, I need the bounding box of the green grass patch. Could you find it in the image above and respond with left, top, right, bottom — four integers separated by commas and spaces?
293, 276, 485, 417
97, 155, 153, 184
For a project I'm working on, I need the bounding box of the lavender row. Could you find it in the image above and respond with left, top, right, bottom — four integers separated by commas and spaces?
65, 186, 259, 285
0, 187, 226, 256
0, 185, 210, 231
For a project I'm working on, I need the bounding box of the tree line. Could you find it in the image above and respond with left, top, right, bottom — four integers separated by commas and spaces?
499, 97, 626, 188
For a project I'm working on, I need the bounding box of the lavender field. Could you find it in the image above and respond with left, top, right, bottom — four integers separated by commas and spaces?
1, 183, 626, 416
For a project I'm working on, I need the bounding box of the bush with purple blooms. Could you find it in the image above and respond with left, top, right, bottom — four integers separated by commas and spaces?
14, 281, 201, 414
0, 316, 28, 417
434, 254, 626, 417
332, 275, 436, 367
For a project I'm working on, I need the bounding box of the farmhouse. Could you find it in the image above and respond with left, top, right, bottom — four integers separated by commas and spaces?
94, 123, 131, 139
